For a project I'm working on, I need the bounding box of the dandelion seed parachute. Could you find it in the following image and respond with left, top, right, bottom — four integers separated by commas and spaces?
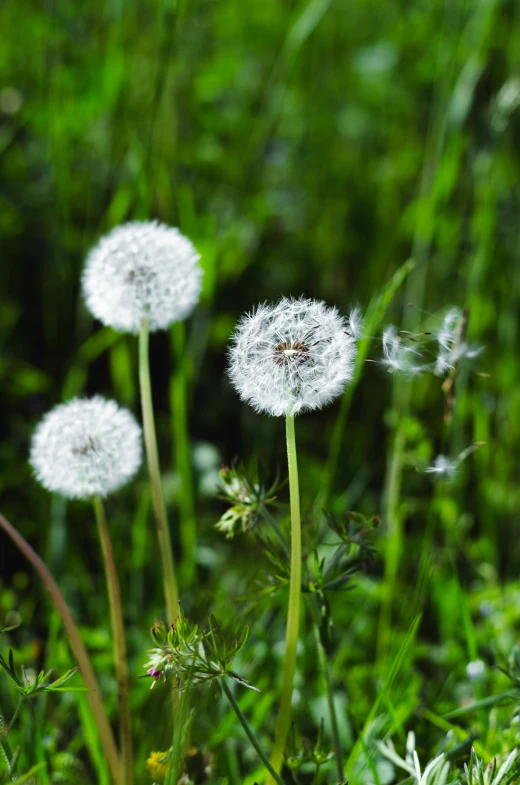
380, 325, 424, 375
30, 397, 142, 499
424, 455, 458, 478
434, 307, 484, 375
82, 221, 203, 334
228, 297, 357, 417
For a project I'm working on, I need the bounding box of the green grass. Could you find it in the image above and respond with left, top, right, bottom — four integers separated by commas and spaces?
1, 0, 520, 782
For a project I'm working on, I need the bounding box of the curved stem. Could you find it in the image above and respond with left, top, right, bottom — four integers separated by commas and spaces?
268, 415, 302, 783
139, 318, 179, 622
222, 679, 285, 785
307, 598, 344, 781
0, 512, 121, 784
93, 498, 133, 785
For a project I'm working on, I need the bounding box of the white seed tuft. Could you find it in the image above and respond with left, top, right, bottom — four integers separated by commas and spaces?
424, 455, 458, 478
82, 221, 202, 334
30, 397, 142, 499
434, 307, 484, 375
347, 307, 364, 340
424, 443, 484, 480
380, 325, 424, 375
228, 297, 357, 417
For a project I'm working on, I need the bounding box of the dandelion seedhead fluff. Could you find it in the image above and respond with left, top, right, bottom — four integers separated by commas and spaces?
228, 297, 358, 417
82, 221, 202, 334
30, 397, 142, 499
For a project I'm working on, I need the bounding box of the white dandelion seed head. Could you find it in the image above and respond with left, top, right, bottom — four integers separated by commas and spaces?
30, 396, 142, 499
228, 297, 357, 417
82, 221, 203, 334
380, 325, 424, 375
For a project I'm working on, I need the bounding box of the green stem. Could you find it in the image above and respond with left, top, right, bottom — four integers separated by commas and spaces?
376, 426, 405, 666
268, 415, 302, 783
9, 695, 25, 731
0, 512, 121, 785
93, 498, 133, 785
170, 322, 197, 585
222, 679, 285, 785
139, 318, 179, 622
307, 599, 343, 781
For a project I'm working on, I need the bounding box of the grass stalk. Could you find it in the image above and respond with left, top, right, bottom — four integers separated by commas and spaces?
139, 318, 179, 622
170, 322, 197, 585
267, 415, 302, 783
222, 679, 285, 785
0, 512, 121, 785
92, 497, 133, 785
307, 599, 343, 781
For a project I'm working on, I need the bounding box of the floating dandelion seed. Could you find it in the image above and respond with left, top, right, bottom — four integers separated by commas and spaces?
228, 297, 358, 417
434, 307, 484, 375
30, 397, 142, 499
82, 221, 202, 334
424, 455, 458, 478
380, 325, 424, 375
424, 442, 485, 480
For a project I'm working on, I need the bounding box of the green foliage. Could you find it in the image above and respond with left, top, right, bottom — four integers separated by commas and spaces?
145, 609, 257, 694
1, 0, 520, 780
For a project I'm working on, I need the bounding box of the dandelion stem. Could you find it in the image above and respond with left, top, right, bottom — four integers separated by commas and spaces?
268, 415, 302, 783
93, 497, 133, 785
0, 512, 122, 785
139, 318, 179, 622
222, 679, 286, 785
308, 598, 344, 780
170, 321, 197, 585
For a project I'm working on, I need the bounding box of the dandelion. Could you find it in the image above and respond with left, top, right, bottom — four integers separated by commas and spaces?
228, 296, 360, 783
82, 220, 203, 619
380, 325, 424, 375
82, 221, 202, 334
228, 297, 357, 417
30, 396, 141, 784
30, 396, 142, 500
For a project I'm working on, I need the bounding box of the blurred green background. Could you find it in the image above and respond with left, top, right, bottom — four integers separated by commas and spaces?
1, 0, 520, 781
